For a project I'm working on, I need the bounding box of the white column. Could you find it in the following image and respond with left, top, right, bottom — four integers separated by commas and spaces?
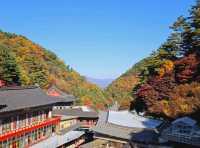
48, 110, 52, 118
11, 117, 14, 130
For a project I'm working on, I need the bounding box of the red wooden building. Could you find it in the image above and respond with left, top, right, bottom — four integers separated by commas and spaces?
0, 86, 75, 148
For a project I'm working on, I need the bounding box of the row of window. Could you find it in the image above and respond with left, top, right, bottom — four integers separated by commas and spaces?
0, 125, 55, 148
60, 119, 77, 130
0, 110, 52, 135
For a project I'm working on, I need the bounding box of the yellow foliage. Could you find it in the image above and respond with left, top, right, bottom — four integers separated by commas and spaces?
180, 104, 189, 112
158, 60, 174, 77
158, 68, 165, 77
163, 60, 174, 72
19, 68, 31, 85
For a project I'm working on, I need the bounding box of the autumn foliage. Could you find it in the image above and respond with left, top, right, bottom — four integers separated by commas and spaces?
131, 52, 200, 119
108, 1, 200, 121
106, 74, 139, 109
0, 30, 106, 109
130, 1, 200, 121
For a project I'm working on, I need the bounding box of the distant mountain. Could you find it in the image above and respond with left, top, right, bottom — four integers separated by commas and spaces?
86, 77, 114, 88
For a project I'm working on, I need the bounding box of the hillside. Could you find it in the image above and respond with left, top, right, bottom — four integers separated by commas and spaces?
107, 1, 200, 121
105, 56, 155, 109
0, 30, 107, 109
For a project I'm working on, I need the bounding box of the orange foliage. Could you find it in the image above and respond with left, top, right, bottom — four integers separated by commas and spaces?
95, 103, 105, 110
83, 98, 93, 107
158, 60, 174, 77
163, 60, 174, 72
158, 68, 165, 77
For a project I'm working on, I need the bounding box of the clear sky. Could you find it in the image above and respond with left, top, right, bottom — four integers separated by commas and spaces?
0, 0, 195, 79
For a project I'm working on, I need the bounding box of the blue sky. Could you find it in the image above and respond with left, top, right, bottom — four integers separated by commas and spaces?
0, 0, 195, 79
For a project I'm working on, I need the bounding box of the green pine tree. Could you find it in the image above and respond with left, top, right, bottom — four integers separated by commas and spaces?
0, 45, 21, 85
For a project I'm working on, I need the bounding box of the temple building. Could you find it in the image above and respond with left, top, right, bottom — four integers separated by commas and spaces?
89, 110, 170, 148
0, 86, 76, 148
0, 85, 92, 148
160, 117, 200, 147
52, 106, 98, 130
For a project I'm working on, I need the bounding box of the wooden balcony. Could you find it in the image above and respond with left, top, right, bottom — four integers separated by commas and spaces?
0, 116, 61, 141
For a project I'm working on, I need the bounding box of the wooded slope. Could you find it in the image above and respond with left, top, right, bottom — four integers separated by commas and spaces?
0, 30, 106, 109
107, 1, 200, 121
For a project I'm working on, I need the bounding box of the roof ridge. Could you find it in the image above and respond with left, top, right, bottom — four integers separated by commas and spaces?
0, 85, 39, 91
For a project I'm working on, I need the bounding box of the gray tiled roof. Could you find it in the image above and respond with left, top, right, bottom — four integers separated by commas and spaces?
31, 131, 85, 148
0, 86, 75, 113
92, 122, 142, 140
52, 108, 98, 118
91, 111, 137, 140
107, 110, 162, 129
91, 110, 161, 143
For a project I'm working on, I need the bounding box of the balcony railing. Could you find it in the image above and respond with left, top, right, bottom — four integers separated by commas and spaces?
0, 116, 60, 141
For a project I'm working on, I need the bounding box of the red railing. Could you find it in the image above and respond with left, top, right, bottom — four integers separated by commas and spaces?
0, 116, 61, 141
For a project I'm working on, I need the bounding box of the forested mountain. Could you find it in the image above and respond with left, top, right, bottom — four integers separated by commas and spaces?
2, 1, 200, 117
106, 1, 200, 121
0, 30, 107, 109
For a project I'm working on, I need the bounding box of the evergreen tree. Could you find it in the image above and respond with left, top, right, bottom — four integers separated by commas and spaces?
170, 16, 193, 56
189, 0, 200, 54
24, 56, 48, 87
0, 45, 21, 85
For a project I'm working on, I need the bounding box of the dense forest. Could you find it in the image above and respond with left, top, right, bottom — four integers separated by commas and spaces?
106, 1, 200, 121
0, 30, 107, 109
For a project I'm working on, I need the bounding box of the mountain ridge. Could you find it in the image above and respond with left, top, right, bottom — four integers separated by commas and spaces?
0, 30, 107, 109
86, 77, 114, 88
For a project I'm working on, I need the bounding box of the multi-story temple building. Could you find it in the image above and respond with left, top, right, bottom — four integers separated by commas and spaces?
160, 117, 200, 147
88, 110, 171, 148
47, 85, 98, 130
0, 85, 84, 148
51, 106, 98, 147
0, 86, 91, 148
